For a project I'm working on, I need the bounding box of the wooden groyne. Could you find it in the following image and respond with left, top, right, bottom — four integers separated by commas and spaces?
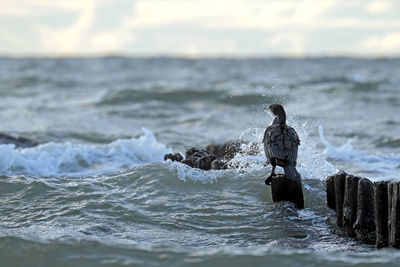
326, 171, 400, 248
271, 174, 304, 209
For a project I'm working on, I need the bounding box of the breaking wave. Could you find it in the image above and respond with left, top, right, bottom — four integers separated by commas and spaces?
319, 126, 400, 179
0, 128, 172, 177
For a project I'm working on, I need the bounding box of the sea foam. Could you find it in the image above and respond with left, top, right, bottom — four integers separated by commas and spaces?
0, 124, 346, 181
319, 125, 400, 180
166, 124, 338, 184
0, 128, 172, 177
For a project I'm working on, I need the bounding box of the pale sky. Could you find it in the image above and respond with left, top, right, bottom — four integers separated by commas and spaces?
1, 0, 400, 57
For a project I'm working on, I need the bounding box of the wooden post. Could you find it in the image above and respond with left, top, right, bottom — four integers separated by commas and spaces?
374, 181, 389, 248
326, 174, 336, 210
271, 174, 304, 209
334, 171, 346, 227
389, 182, 400, 248
342, 175, 359, 237
388, 182, 394, 246
354, 178, 375, 244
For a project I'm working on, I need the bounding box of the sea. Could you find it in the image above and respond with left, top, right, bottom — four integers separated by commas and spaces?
0, 57, 399, 266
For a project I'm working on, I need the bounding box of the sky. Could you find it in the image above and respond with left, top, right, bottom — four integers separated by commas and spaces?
0, 0, 399, 57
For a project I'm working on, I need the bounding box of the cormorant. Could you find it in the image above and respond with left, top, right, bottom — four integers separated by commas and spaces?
263, 104, 301, 185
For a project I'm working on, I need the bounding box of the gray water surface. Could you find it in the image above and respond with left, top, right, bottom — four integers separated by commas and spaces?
1, 57, 400, 266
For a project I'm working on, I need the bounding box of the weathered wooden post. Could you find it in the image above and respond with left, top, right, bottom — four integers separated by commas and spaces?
342, 175, 359, 237
334, 171, 346, 227
389, 182, 400, 248
388, 182, 394, 246
325, 172, 400, 249
271, 174, 304, 209
354, 178, 375, 244
326, 174, 336, 210
374, 181, 389, 248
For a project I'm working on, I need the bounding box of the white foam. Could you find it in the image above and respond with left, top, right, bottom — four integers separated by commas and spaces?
295, 122, 337, 179
319, 125, 400, 179
238, 119, 337, 180
0, 128, 172, 177
166, 122, 338, 183
166, 161, 228, 184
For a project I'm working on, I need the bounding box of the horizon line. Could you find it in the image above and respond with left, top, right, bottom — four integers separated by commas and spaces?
0, 52, 399, 60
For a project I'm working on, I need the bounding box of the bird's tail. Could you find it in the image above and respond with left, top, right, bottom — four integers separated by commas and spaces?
283, 165, 301, 181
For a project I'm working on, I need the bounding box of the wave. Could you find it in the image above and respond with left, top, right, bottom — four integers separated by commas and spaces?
0, 124, 339, 181
165, 124, 337, 184
374, 137, 400, 148
0, 128, 172, 177
319, 126, 400, 179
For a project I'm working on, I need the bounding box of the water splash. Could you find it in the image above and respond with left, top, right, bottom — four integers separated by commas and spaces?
0, 128, 172, 177
319, 125, 400, 179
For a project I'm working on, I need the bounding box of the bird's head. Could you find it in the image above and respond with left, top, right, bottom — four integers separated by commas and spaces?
268, 104, 285, 116
264, 104, 286, 124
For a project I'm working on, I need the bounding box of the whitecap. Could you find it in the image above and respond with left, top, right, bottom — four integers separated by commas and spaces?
319, 125, 400, 180
0, 128, 172, 177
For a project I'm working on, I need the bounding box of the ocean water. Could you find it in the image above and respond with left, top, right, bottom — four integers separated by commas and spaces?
0, 57, 400, 266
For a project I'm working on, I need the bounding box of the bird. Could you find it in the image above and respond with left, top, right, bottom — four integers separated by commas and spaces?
263, 104, 301, 185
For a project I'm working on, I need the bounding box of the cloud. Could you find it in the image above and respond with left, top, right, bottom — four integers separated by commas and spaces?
1, 0, 400, 56
264, 32, 306, 55
366, 1, 390, 14
0, 1, 84, 16
363, 33, 400, 53
36, 0, 136, 55
130, 0, 335, 30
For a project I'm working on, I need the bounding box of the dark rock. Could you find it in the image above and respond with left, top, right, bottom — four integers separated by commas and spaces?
164, 140, 259, 171
181, 159, 195, 168
210, 159, 227, 170
354, 178, 375, 244
374, 181, 389, 248
206, 140, 259, 160
271, 174, 304, 209
326, 174, 336, 210
185, 147, 200, 159
206, 141, 241, 159
220, 140, 244, 160
174, 153, 183, 162
0, 133, 38, 148
334, 171, 347, 227
164, 153, 183, 162
164, 153, 173, 161
205, 144, 224, 158
179, 148, 216, 170
194, 155, 216, 170
342, 175, 360, 237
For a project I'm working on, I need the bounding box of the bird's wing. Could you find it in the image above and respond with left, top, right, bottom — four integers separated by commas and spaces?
263, 124, 285, 160
263, 124, 300, 165
282, 125, 300, 165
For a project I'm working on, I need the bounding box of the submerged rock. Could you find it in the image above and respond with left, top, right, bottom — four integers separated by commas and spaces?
210, 159, 227, 170
164, 153, 183, 162
164, 140, 258, 171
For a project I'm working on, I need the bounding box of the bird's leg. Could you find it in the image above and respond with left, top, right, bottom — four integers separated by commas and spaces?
271, 164, 276, 176
265, 159, 277, 185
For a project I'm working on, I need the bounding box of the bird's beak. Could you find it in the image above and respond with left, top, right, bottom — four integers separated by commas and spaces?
268, 111, 275, 119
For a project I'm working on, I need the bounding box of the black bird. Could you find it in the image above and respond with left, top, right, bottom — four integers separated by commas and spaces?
263, 104, 301, 185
